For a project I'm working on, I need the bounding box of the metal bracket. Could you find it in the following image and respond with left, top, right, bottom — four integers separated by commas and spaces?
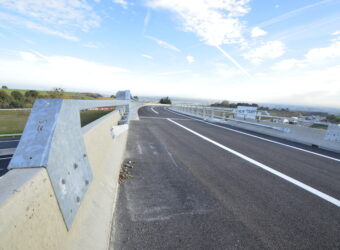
8, 95, 131, 230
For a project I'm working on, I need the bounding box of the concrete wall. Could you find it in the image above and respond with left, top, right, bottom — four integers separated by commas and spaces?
171, 107, 340, 153
0, 109, 129, 250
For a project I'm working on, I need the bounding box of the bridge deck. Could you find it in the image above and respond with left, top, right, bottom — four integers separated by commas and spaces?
112, 106, 340, 249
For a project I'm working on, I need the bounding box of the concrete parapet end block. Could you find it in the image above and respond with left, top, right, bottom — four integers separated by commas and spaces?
0, 109, 129, 250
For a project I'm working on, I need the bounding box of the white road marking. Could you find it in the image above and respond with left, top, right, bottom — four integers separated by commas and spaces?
166, 108, 340, 163
0, 140, 20, 143
150, 107, 159, 115
139, 116, 189, 121
167, 118, 340, 207
137, 144, 143, 155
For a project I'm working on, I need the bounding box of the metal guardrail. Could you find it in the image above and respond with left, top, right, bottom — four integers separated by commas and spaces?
0, 134, 22, 137
174, 104, 333, 127
7, 90, 133, 230
0, 108, 31, 111
171, 105, 290, 132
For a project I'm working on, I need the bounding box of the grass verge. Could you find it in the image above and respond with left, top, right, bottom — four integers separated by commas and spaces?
0, 109, 115, 134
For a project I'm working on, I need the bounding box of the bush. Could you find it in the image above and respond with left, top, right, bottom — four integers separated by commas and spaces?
25, 90, 39, 98
84, 92, 102, 98
11, 90, 24, 101
10, 100, 23, 108
0, 90, 13, 108
50, 88, 65, 98
159, 97, 171, 104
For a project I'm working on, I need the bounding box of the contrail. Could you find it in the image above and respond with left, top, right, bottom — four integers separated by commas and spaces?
257, 0, 332, 28
215, 45, 251, 78
142, 9, 151, 35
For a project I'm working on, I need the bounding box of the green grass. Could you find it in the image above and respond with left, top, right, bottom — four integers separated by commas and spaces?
0, 109, 114, 134
80, 110, 114, 127
268, 110, 301, 118
310, 124, 328, 130
0, 110, 30, 134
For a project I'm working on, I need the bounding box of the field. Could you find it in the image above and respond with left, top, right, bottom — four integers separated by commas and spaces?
0, 110, 30, 134
80, 110, 114, 127
0, 109, 114, 135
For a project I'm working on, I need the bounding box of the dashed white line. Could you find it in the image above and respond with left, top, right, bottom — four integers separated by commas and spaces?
166, 108, 340, 163
167, 118, 340, 207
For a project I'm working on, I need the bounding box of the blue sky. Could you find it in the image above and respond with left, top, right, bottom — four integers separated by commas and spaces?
0, 0, 339, 107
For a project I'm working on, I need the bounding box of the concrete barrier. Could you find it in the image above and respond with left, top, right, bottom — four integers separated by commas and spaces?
0, 109, 131, 250
170, 106, 340, 153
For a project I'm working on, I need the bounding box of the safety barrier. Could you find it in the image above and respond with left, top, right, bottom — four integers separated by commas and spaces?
170, 105, 340, 153
0, 91, 143, 249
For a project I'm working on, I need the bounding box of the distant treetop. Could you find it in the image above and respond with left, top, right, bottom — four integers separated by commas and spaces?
159, 97, 171, 104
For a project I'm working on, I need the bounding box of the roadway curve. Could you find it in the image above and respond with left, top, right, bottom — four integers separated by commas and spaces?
113, 106, 340, 250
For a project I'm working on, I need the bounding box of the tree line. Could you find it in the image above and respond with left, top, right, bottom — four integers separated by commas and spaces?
211, 100, 258, 108
0, 89, 40, 108
0, 86, 105, 109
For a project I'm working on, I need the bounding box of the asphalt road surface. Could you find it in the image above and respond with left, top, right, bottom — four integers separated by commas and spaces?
112, 106, 340, 250
0, 137, 19, 150
0, 137, 19, 176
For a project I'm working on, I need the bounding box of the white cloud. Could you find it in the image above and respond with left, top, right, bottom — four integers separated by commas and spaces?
186, 55, 195, 63
272, 39, 340, 71
25, 21, 79, 41
112, 0, 128, 8
271, 59, 300, 71
0, 0, 100, 32
0, 51, 129, 91
243, 40, 285, 64
147, 0, 250, 46
332, 30, 340, 36
0, 12, 80, 41
18, 51, 39, 62
251, 27, 267, 38
265, 64, 340, 108
1, 51, 340, 108
145, 36, 181, 52
147, 0, 251, 76
305, 41, 340, 61
214, 64, 243, 78
142, 54, 153, 60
